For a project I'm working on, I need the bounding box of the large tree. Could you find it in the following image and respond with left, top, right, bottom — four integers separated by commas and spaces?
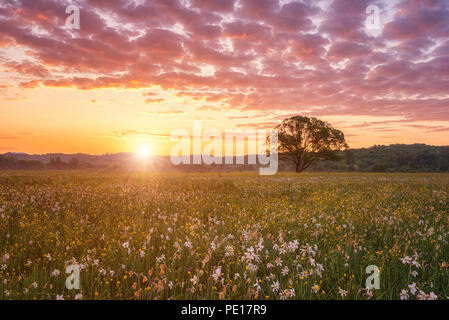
275, 116, 348, 172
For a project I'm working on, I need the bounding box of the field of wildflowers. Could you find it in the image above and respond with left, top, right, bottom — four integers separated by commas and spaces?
0, 171, 448, 300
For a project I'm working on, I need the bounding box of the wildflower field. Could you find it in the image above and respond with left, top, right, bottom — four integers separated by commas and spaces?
1, 171, 448, 300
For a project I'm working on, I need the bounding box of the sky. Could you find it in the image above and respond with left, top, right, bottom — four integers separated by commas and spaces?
0, 0, 448, 155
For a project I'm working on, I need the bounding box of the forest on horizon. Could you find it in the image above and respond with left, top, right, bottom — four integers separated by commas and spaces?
1, 144, 449, 173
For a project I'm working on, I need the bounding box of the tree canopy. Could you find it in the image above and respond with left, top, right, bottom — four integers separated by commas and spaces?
275, 116, 348, 172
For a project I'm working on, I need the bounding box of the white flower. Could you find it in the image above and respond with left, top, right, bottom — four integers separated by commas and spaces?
253, 281, 261, 292
428, 292, 437, 300
417, 290, 427, 300
271, 280, 280, 293
312, 284, 320, 294
242, 247, 259, 263
30, 282, 38, 288
212, 266, 221, 281
401, 256, 412, 264
401, 253, 420, 268
212, 266, 222, 281
289, 288, 296, 298
274, 257, 283, 266
279, 288, 295, 300
286, 240, 299, 252
247, 263, 258, 272
51, 269, 60, 277
411, 271, 418, 277
363, 287, 374, 299
256, 239, 264, 252
225, 245, 234, 257
190, 275, 198, 285
279, 290, 288, 300
2, 254, 9, 263
56, 294, 64, 300
75, 293, 83, 300
184, 240, 192, 248
121, 242, 131, 254
281, 266, 289, 276
338, 288, 348, 298
408, 283, 417, 296
400, 289, 409, 300
315, 263, 324, 277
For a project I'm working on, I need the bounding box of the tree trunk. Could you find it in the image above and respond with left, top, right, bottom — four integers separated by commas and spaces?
295, 160, 303, 172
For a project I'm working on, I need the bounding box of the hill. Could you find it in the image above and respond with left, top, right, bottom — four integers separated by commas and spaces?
1, 144, 448, 172
308, 144, 449, 172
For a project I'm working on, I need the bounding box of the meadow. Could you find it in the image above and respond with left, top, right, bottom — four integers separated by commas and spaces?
0, 171, 448, 300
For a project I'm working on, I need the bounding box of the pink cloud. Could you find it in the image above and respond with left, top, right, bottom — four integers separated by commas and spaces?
0, 0, 447, 126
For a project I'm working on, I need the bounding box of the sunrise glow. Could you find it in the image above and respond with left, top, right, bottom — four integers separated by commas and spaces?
138, 145, 152, 159
0, 0, 448, 155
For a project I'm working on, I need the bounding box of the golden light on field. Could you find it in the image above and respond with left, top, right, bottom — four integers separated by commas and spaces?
1, 171, 448, 300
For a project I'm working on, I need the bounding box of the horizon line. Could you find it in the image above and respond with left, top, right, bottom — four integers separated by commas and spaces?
2, 142, 449, 157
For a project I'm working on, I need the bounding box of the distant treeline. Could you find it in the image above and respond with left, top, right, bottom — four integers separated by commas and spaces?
1, 144, 449, 172
0, 156, 94, 170
308, 144, 449, 172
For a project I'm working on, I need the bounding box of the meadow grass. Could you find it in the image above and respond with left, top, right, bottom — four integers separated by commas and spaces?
0, 171, 448, 300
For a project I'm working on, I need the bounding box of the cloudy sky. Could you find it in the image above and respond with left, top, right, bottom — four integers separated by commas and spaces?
0, 0, 448, 154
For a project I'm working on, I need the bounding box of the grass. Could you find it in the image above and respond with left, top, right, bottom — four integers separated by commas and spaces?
0, 171, 448, 300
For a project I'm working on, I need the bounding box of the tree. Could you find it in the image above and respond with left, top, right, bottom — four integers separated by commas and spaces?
47, 157, 65, 169
275, 116, 348, 172
371, 164, 387, 172
413, 150, 437, 169
437, 157, 449, 172
344, 149, 356, 170
68, 157, 79, 169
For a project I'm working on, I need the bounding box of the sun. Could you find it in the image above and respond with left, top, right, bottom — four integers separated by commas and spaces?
138, 145, 152, 158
